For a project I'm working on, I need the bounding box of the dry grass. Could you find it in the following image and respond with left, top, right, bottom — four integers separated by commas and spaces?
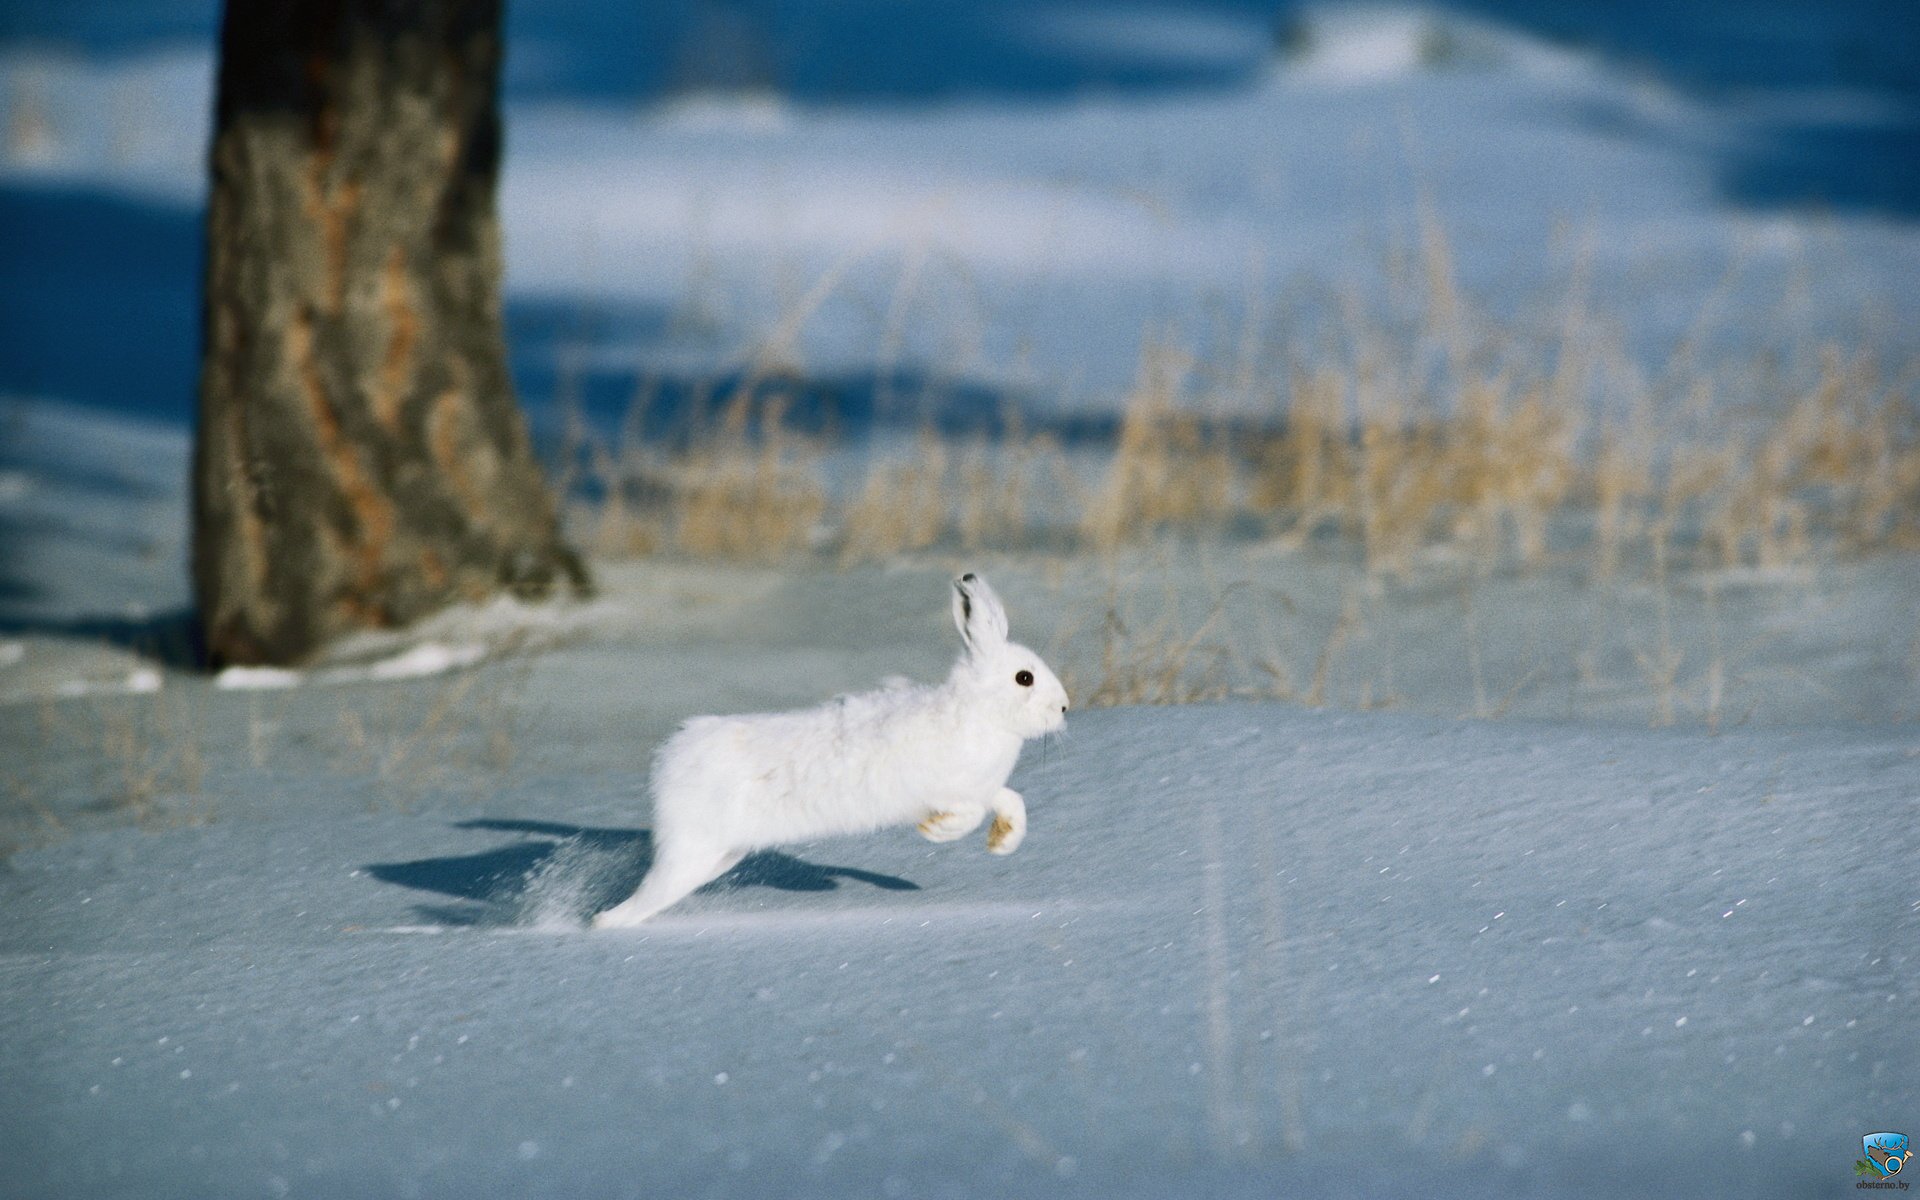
329, 661, 531, 810
1060, 587, 1238, 708
90, 687, 211, 828
570, 386, 829, 564
570, 366, 1080, 567
836, 417, 1075, 563
1050, 564, 1313, 710
1702, 350, 1920, 567
957, 418, 1067, 551
1078, 343, 1237, 553
564, 236, 1916, 585
1247, 362, 1579, 575
549, 219, 1917, 721
663, 393, 827, 561
838, 429, 951, 563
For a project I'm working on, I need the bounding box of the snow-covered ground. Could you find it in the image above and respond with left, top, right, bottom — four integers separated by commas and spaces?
3, 400, 1918, 1197
4, 2, 1919, 1196
5, 676, 1916, 1198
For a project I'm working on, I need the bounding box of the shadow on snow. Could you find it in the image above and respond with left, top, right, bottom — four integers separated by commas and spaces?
365, 817, 919, 928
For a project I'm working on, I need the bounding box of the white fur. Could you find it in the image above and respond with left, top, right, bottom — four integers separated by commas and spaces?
592, 573, 1068, 927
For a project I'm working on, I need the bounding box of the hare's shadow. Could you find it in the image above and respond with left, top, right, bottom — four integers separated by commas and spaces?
365, 818, 919, 927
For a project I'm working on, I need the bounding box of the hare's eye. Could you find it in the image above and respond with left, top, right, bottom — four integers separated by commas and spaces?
1015, 670, 1035, 687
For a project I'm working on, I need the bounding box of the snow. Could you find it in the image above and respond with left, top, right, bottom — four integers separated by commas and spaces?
216, 645, 488, 690
5, 5, 1918, 419
491, 56, 1920, 410
1276, 5, 1594, 84
212, 666, 305, 692
1012, 6, 1268, 72
50, 665, 161, 698
4, 695, 1915, 1198
0, 44, 212, 204
4, 428, 1917, 1194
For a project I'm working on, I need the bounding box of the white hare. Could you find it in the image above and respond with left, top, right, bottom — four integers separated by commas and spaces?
591, 573, 1070, 927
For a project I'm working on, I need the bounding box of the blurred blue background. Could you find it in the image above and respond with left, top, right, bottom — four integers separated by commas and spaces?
1, 0, 1915, 430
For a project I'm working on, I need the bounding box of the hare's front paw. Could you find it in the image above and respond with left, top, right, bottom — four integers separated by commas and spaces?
919, 805, 986, 843
986, 812, 1026, 854
986, 787, 1027, 855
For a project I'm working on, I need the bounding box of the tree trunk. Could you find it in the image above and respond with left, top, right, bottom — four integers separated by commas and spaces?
194, 0, 586, 668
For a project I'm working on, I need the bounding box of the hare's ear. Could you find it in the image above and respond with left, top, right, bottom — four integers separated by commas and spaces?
952, 572, 1010, 654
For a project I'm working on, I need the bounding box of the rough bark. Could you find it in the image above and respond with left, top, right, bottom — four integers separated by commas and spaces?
194, 0, 586, 668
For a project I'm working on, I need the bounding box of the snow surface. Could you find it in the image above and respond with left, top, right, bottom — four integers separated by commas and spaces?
4, 695, 1916, 1199
4, 4, 1918, 424
3, 408, 1917, 1195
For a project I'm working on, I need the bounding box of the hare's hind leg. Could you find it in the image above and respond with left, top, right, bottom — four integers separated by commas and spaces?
591, 838, 740, 928
918, 801, 987, 843
986, 787, 1026, 855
